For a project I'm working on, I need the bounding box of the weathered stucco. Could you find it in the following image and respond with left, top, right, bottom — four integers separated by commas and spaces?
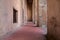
0, 0, 22, 38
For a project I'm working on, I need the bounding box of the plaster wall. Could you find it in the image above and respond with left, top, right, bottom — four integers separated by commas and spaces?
0, 0, 22, 38
47, 0, 60, 39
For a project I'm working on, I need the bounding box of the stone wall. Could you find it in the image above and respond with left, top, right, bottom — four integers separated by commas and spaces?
0, 0, 22, 38
47, 0, 60, 40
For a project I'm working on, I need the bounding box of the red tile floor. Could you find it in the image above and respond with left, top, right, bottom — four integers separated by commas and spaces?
4, 22, 46, 40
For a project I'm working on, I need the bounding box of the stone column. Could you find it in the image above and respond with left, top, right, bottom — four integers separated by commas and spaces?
23, 0, 28, 25
38, 0, 47, 27
34, 0, 38, 26
38, 0, 47, 34
32, 0, 35, 24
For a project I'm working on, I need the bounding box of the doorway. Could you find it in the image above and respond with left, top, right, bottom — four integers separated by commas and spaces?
26, 0, 33, 22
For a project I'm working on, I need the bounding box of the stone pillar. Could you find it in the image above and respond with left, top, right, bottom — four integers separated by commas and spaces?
23, 0, 27, 25
38, 0, 47, 34
38, 0, 47, 27
32, 0, 35, 24
21, 0, 24, 25
21, 0, 27, 25
34, 0, 38, 26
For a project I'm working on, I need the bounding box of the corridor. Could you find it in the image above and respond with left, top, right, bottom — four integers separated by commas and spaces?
1, 0, 60, 40
4, 22, 46, 40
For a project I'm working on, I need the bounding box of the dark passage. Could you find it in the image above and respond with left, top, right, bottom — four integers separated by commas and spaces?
26, 0, 33, 21
13, 8, 18, 23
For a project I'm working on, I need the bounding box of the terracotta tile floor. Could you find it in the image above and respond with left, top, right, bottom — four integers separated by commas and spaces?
4, 22, 46, 40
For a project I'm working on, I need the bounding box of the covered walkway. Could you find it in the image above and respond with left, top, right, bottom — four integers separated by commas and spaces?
4, 22, 46, 40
